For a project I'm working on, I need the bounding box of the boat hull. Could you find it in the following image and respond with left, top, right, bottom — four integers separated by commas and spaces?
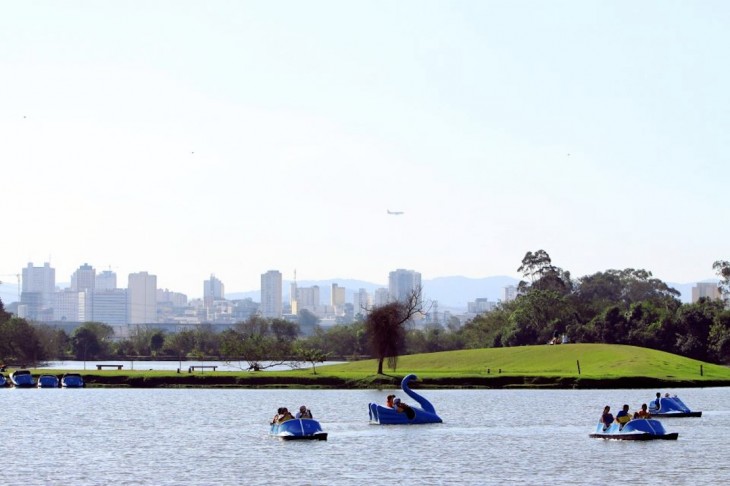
270, 418, 328, 441
589, 419, 678, 440
651, 411, 702, 418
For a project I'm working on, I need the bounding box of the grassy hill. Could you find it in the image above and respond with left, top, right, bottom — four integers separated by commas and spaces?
315, 343, 730, 382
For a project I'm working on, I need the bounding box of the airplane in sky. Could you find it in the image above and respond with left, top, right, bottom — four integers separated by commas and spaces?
387, 209, 404, 215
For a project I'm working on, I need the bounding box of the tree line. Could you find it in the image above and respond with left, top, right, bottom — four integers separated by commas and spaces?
1, 250, 729, 370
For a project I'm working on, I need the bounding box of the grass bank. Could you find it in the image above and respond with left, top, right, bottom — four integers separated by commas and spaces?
26, 344, 730, 389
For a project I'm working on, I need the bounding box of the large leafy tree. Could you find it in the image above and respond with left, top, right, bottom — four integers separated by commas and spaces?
517, 250, 572, 295
674, 298, 722, 361
71, 322, 114, 359
0, 317, 45, 364
365, 287, 424, 374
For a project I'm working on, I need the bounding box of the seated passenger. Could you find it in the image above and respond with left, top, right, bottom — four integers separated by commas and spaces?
634, 403, 651, 419
271, 407, 284, 425
654, 392, 662, 409
296, 405, 313, 419
277, 407, 294, 423
600, 406, 614, 431
616, 404, 632, 428
393, 398, 416, 419
386, 394, 396, 408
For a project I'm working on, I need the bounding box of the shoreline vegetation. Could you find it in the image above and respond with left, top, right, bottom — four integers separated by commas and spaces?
16, 344, 730, 389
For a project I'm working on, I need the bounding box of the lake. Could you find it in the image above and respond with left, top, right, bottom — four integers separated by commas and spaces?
2, 386, 728, 485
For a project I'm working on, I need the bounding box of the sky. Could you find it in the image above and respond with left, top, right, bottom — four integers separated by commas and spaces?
1, 1, 729, 300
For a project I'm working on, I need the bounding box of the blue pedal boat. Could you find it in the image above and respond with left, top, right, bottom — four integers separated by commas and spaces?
270, 418, 328, 441
649, 395, 702, 418
37, 374, 60, 388
61, 373, 85, 388
0, 373, 7, 387
590, 418, 678, 440
10, 370, 35, 388
368, 373, 443, 425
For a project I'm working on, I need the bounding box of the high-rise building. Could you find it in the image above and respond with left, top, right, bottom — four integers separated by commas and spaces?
71, 263, 96, 292
260, 270, 282, 318
128, 271, 157, 324
373, 288, 389, 307
331, 283, 346, 316
96, 270, 117, 290
21, 262, 55, 319
388, 268, 422, 303
52, 289, 88, 322
204, 274, 224, 307
92, 289, 128, 325
691, 282, 722, 303
502, 285, 518, 303
354, 288, 371, 316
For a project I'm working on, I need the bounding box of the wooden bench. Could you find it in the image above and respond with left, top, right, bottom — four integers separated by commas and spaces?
188, 365, 218, 373
96, 364, 124, 370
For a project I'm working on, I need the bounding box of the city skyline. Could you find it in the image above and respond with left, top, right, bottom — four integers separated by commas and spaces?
2, 2, 728, 301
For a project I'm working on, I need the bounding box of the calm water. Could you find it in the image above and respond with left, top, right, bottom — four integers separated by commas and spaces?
2, 386, 728, 485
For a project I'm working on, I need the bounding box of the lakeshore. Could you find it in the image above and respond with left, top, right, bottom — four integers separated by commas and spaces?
14, 343, 730, 389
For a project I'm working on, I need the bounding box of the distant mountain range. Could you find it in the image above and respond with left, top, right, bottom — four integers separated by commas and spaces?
0, 276, 715, 312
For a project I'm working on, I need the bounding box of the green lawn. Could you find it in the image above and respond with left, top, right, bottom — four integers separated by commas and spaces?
313, 343, 730, 381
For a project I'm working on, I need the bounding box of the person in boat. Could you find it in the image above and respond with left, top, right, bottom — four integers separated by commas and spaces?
271, 407, 284, 425
600, 406, 615, 430
386, 394, 396, 408
278, 407, 295, 423
616, 404, 632, 429
655, 392, 662, 409
296, 405, 313, 419
393, 397, 416, 419
634, 403, 651, 419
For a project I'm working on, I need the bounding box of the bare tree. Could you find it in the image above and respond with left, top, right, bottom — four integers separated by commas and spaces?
365, 287, 426, 374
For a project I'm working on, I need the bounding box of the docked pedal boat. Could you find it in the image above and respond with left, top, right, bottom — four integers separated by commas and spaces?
37, 374, 60, 388
61, 373, 85, 388
10, 370, 35, 388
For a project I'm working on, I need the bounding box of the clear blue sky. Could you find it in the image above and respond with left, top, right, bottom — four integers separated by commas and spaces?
2, 1, 728, 299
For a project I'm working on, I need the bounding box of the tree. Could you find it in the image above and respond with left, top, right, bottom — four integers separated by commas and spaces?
0, 317, 44, 364
71, 322, 114, 359
0, 298, 11, 325
292, 343, 329, 374
365, 287, 424, 374
219, 316, 288, 371
517, 250, 572, 295
713, 260, 730, 297
71, 327, 102, 360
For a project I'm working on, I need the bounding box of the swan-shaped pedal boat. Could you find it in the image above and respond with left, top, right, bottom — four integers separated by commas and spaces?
589, 418, 678, 440
649, 395, 702, 418
368, 373, 442, 425
270, 418, 328, 441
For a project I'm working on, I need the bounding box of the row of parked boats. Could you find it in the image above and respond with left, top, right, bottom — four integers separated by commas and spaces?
0, 370, 85, 388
